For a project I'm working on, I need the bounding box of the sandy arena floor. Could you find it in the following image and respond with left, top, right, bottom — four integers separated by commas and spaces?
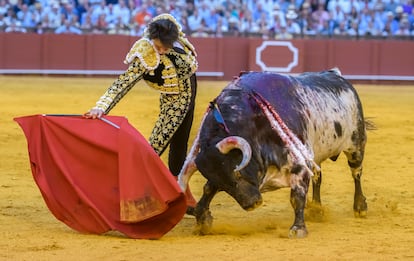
1, 75, 414, 260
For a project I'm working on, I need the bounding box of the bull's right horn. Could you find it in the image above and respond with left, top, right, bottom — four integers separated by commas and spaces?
215, 136, 252, 172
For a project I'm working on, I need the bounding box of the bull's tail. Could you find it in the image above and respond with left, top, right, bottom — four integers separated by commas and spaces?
365, 117, 377, 131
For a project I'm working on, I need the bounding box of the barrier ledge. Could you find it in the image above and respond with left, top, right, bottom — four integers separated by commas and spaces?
0, 69, 224, 77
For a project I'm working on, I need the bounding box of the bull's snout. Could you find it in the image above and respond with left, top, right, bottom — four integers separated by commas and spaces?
231, 191, 263, 211
243, 197, 263, 211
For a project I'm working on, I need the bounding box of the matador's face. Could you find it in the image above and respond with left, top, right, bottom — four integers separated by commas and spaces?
152, 38, 171, 55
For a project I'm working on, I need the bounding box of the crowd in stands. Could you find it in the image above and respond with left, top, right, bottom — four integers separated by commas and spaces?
0, 0, 413, 39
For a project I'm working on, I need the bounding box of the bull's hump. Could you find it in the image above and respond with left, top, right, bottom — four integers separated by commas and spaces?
235, 72, 293, 93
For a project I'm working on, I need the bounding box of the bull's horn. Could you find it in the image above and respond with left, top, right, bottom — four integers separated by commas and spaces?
215, 136, 252, 172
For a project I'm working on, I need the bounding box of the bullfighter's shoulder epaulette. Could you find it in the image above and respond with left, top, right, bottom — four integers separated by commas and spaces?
124, 38, 160, 71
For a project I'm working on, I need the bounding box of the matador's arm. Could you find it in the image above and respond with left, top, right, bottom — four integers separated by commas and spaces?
93, 59, 146, 114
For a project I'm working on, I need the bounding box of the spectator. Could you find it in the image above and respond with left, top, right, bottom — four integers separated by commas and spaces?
347, 20, 359, 36
333, 20, 348, 35
107, 16, 130, 35
134, 3, 152, 26
269, 10, 284, 35
312, 1, 330, 30
227, 15, 240, 36
5, 19, 27, 32
105, 3, 118, 26
0, 0, 9, 16
203, 6, 220, 32
197, 1, 211, 20
408, 5, 414, 26
61, 1, 79, 23
381, 20, 393, 37
80, 11, 94, 31
361, 6, 384, 36
128, 21, 144, 36
390, 5, 404, 33
55, 18, 82, 34
363, 19, 381, 36
298, 2, 317, 35
3, 7, 18, 27
257, 12, 271, 38
279, 0, 293, 14
318, 17, 334, 35
356, 0, 374, 12
402, 0, 413, 13
176, 11, 191, 35
17, 3, 39, 29
34, 20, 50, 34
286, 10, 301, 35
93, 13, 108, 33
252, 2, 269, 23
0, 0, 410, 39
76, 0, 89, 24
184, 1, 196, 17
385, 0, 400, 14
191, 25, 209, 37
187, 7, 202, 32
0, 12, 5, 29
169, 1, 185, 19
145, 0, 157, 17
91, 0, 108, 24
339, 0, 353, 14
113, 0, 130, 25
269, 3, 286, 28
42, 2, 62, 29
275, 25, 293, 39
330, 3, 346, 25
191, 17, 210, 36
394, 17, 411, 36
239, 9, 260, 35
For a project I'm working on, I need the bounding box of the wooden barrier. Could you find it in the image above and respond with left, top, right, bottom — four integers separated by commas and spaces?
1, 33, 413, 81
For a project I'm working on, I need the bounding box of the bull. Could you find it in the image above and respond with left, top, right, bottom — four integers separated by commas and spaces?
178, 69, 370, 238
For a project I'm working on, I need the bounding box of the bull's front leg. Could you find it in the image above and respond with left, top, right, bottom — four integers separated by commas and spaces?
194, 181, 218, 235
289, 165, 311, 238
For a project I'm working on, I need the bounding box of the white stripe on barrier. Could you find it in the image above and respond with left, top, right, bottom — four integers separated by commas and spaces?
0, 69, 412, 81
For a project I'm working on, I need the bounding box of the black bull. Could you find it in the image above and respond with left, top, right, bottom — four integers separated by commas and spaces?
178, 69, 371, 238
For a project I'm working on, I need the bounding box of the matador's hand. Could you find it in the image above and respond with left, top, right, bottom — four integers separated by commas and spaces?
83, 107, 105, 119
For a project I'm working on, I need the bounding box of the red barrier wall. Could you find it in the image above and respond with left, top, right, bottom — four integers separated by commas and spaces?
1, 33, 413, 81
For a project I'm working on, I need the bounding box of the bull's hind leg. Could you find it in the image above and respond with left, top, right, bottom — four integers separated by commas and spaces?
289, 165, 311, 238
194, 181, 218, 235
311, 170, 322, 204
344, 150, 367, 217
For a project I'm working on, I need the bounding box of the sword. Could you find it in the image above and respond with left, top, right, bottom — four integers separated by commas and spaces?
43, 114, 120, 129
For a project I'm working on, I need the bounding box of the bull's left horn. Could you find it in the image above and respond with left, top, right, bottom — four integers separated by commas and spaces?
215, 136, 252, 172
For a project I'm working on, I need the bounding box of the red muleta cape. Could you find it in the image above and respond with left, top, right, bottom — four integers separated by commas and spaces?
14, 114, 188, 239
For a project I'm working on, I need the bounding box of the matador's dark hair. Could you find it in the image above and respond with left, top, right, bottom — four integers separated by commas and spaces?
147, 19, 179, 48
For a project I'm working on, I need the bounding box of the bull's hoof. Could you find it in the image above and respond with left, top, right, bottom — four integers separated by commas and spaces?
288, 226, 308, 238
354, 210, 367, 218
195, 209, 213, 235
354, 197, 368, 218
195, 223, 213, 235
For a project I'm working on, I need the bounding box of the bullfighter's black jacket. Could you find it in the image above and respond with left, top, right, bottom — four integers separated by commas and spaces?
92, 14, 198, 154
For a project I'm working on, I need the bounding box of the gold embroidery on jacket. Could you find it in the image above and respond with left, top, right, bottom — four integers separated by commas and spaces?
124, 38, 159, 73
